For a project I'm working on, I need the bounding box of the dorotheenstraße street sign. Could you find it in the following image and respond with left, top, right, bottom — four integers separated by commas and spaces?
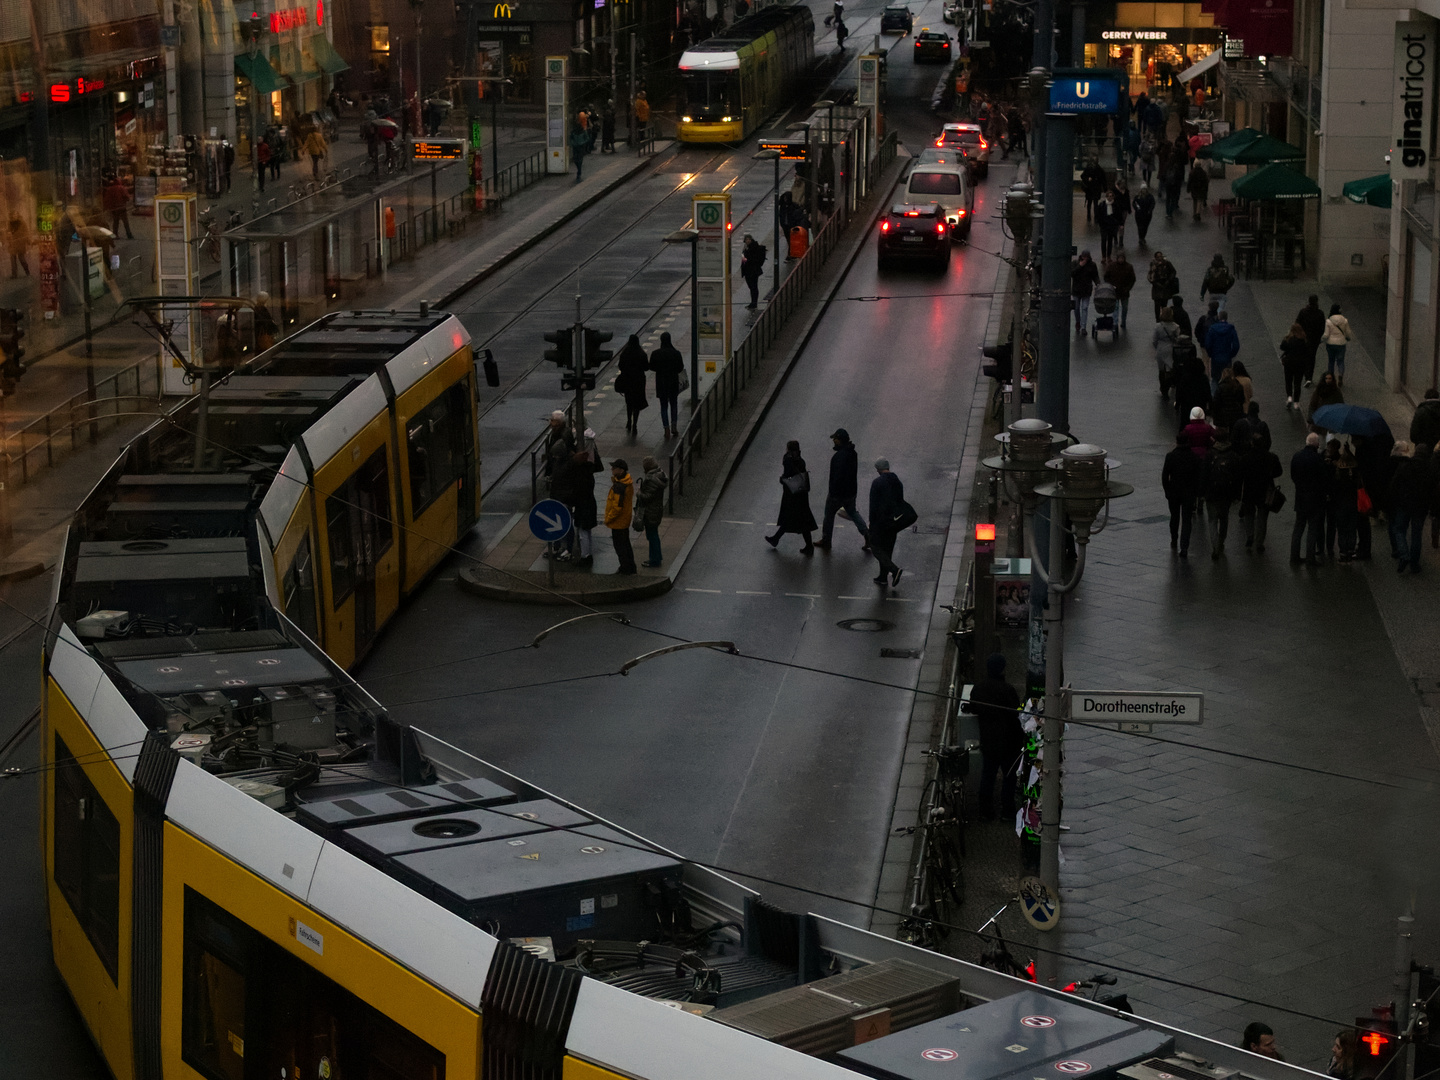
1064, 689, 1204, 732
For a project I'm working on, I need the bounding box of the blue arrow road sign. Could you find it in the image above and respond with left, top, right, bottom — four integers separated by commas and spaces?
528, 499, 573, 542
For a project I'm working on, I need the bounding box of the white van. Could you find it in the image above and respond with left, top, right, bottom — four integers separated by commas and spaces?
903, 165, 975, 237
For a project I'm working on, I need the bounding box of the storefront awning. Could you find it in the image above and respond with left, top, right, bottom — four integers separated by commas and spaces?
1231, 163, 1321, 201
270, 42, 320, 86
235, 52, 282, 95
1197, 126, 1261, 159
1225, 133, 1306, 165
309, 34, 349, 75
1179, 48, 1222, 83
1343, 173, 1393, 209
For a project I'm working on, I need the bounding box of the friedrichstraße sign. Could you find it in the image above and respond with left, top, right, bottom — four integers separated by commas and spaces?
1065, 689, 1203, 730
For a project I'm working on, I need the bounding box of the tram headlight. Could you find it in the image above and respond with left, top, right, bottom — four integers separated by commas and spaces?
682, 115, 693, 122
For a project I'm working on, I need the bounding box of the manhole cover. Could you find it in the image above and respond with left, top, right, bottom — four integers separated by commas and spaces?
837, 618, 893, 632
880, 647, 923, 659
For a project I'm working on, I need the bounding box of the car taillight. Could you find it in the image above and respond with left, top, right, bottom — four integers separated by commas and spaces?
935, 138, 944, 146
880, 220, 891, 232
979, 138, 988, 149
957, 208, 967, 216
936, 222, 946, 234
942, 41, 950, 47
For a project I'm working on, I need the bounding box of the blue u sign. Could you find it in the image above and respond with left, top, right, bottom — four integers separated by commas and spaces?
1049, 77, 1121, 114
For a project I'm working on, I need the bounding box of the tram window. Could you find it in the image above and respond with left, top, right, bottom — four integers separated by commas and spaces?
356, 447, 395, 556
183, 888, 447, 1080
326, 491, 356, 607
52, 734, 121, 982
406, 389, 463, 515
683, 73, 741, 115
282, 533, 319, 639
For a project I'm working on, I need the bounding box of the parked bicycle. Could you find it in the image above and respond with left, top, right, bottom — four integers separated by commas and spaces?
196, 207, 243, 263
896, 743, 970, 948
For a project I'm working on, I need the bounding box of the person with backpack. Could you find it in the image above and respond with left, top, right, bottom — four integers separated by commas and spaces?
1148, 251, 1178, 320
741, 234, 767, 309
1201, 255, 1235, 312
1204, 429, 1242, 559
1238, 427, 1283, 554
1163, 431, 1205, 557
1212, 366, 1247, 431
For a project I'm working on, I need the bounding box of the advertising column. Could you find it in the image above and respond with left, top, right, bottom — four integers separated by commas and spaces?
692, 194, 731, 377
155, 193, 201, 395
546, 56, 569, 174
857, 54, 882, 164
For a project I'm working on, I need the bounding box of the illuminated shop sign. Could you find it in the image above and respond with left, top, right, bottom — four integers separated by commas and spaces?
50, 77, 107, 102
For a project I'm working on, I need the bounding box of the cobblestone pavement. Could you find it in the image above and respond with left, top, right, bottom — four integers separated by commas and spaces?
962, 168, 1440, 1072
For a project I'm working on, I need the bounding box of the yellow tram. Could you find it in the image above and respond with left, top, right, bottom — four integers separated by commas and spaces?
677, 6, 816, 143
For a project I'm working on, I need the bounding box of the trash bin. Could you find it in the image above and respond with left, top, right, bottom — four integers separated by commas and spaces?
788, 225, 810, 259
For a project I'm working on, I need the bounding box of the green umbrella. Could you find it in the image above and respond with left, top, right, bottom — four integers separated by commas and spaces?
1223, 133, 1306, 165
1230, 163, 1321, 200
1342, 173, 1392, 208
1196, 127, 1261, 160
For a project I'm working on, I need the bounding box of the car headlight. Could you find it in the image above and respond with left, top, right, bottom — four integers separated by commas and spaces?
682, 115, 693, 122
722, 116, 733, 122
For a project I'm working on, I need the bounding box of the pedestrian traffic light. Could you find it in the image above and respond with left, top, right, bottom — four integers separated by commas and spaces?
562, 373, 596, 391
1355, 1013, 1400, 1080
543, 328, 572, 367
583, 328, 613, 368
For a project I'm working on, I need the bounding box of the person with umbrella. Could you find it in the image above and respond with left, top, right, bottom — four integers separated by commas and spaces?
1307, 372, 1344, 426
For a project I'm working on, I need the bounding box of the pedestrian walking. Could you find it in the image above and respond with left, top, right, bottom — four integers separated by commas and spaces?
601, 101, 617, 153
1323, 304, 1353, 385
570, 120, 590, 182
1290, 433, 1327, 566
1112, 177, 1132, 247
1182, 406, 1216, 458
1278, 322, 1309, 410
1306, 371, 1344, 425
964, 654, 1023, 819
1238, 428, 1282, 553
256, 138, 271, 192
102, 176, 133, 239
635, 456, 668, 567
1332, 443, 1362, 561
1103, 252, 1135, 330
766, 440, 818, 554
1187, 160, 1210, 221
551, 449, 597, 567
1152, 306, 1181, 399
1296, 295, 1326, 388
868, 458, 912, 586
648, 331, 685, 439
1174, 355, 1212, 424
1203, 311, 1240, 387
1212, 367, 1246, 432
614, 334, 650, 433
1080, 160, 1107, 223
1163, 431, 1204, 556
1169, 294, 1193, 339
222, 140, 234, 191
1148, 250, 1178, 320
1072, 250, 1100, 335
605, 459, 638, 574
8, 215, 31, 276
741, 234, 767, 309
1388, 441, 1432, 573
1095, 190, 1119, 261
817, 428, 869, 549
1138, 134, 1157, 185
1204, 428, 1241, 558
1163, 156, 1185, 220
1410, 386, 1440, 448
1200, 254, 1234, 312
1194, 300, 1219, 359
1132, 184, 1156, 246
303, 127, 329, 179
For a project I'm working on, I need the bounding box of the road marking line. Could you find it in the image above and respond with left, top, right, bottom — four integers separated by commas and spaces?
686, 588, 722, 593
735, 590, 770, 595
785, 592, 821, 599
837, 595, 870, 600
885, 596, 916, 602
722, 519, 754, 524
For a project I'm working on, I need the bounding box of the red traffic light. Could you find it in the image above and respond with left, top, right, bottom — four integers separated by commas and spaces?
1361, 1032, 1391, 1057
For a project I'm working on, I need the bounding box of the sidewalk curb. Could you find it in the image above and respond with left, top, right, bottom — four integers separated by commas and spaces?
455, 155, 907, 606
433, 145, 678, 308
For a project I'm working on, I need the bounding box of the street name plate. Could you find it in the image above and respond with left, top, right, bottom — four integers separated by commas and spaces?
1067, 690, 1203, 730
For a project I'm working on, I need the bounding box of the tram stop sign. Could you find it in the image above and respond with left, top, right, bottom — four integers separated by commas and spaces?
528, 499, 573, 542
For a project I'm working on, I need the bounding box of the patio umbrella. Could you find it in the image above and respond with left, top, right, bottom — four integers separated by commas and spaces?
1342, 173, 1393, 209
1197, 127, 1261, 160
1230, 163, 1321, 201
1223, 133, 1306, 165
1310, 404, 1392, 439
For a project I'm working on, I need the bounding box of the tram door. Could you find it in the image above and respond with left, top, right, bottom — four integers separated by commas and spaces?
450, 379, 479, 531
327, 448, 393, 658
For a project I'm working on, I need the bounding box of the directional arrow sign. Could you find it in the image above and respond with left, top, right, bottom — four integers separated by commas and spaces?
528, 498, 573, 542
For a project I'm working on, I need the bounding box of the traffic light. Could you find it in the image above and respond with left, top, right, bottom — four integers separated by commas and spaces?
543, 328, 572, 367
0, 308, 25, 395
1355, 1012, 1400, 1080
981, 340, 1012, 382
562, 372, 596, 391
583, 328, 613, 368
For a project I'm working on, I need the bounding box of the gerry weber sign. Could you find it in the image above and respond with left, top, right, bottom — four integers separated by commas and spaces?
1394, 22, 1435, 182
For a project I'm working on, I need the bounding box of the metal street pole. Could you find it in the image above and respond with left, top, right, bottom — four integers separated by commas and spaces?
663, 228, 701, 410
572, 292, 586, 446
629, 32, 637, 149
1394, 909, 1415, 1039
1038, 112, 1074, 434
753, 148, 781, 298
410, 0, 425, 100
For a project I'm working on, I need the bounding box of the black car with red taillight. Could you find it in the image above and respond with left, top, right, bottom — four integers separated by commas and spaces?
877, 202, 952, 270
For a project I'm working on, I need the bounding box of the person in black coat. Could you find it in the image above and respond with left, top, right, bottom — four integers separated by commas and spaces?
1353, 429, 1394, 560
868, 458, 906, 586
1238, 434, 1282, 553
767, 440, 817, 554
1411, 388, 1440, 450
648, 332, 685, 439
1295, 295, 1327, 388
964, 653, 1023, 820
1388, 442, 1433, 573
817, 428, 868, 549
550, 449, 598, 568
614, 334, 649, 434
1173, 354, 1211, 425
1169, 294, 1193, 340
1290, 433, 1327, 565
1162, 431, 1205, 557
1132, 185, 1156, 246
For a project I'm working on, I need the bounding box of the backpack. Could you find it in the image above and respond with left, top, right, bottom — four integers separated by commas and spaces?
1208, 266, 1235, 294
1206, 449, 1241, 502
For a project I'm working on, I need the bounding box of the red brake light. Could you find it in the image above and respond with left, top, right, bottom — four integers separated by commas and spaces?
880, 220, 891, 232
957, 208, 966, 216
979, 138, 988, 149
936, 222, 945, 234
935, 138, 943, 146
942, 41, 950, 47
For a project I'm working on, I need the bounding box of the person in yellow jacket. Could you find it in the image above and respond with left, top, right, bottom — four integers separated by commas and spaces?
633, 91, 650, 143
302, 128, 329, 179
605, 459, 638, 574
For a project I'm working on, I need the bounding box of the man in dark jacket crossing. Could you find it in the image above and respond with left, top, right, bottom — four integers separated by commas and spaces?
816, 428, 869, 550
1162, 431, 1204, 557
868, 459, 906, 587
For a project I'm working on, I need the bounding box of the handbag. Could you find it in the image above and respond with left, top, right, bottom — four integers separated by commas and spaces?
1357, 486, 1373, 514
677, 366, 689, 393
781, 471, 810, 496
1265, 485, 1287, 512
890, 499, 919, 532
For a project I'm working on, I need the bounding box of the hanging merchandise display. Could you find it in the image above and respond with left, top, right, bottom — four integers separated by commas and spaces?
1015, 698, 1046, 867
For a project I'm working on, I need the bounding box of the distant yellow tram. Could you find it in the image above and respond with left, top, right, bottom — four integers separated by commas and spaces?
677, 5, 815, 143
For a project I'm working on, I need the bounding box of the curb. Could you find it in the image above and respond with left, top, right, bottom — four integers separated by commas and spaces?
457, 564, 671, 605
434, 145, 678, 308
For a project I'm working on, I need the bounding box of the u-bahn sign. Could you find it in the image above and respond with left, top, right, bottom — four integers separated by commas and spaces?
1049, 75, 1121, 114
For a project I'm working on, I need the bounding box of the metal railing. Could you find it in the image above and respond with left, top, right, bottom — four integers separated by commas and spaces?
2, 353, 167, 488
481, 148, 548, 205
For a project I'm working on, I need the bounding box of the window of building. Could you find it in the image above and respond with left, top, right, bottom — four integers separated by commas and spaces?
406, 383, 472, 515
52, 733, 121, 983
182, 889, 446, 1080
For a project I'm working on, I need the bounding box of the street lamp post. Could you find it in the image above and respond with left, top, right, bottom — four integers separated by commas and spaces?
1028, 444, 1132, 986
409, 0, 425, 101
241, 15, 265, 202
663, 228, 700, 410
753, 148, 781, 298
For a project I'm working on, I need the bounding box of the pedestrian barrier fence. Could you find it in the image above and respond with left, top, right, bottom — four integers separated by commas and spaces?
2, 353, 167, 489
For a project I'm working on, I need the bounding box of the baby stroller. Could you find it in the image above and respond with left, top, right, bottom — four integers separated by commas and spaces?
1091, 283, 1119, 341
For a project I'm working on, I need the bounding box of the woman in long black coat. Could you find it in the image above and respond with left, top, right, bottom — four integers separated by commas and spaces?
766, 439, 817, 555
614, 335, 649, 433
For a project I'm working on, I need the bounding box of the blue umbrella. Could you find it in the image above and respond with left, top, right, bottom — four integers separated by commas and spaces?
1310, 403, 1392, 438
